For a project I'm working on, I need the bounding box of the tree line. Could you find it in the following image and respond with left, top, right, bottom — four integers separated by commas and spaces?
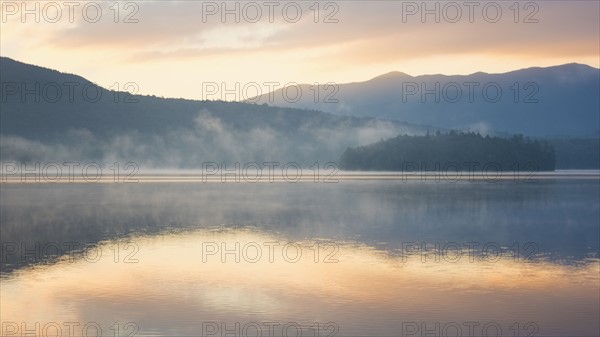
339, 131, 556, 171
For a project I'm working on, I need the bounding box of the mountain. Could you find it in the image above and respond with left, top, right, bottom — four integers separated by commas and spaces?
249, 64, 600, 137
0, 57, 430, 167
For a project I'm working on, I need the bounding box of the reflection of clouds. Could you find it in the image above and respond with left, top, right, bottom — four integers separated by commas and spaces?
2, 229, 599, 336
1, 180, 598, 273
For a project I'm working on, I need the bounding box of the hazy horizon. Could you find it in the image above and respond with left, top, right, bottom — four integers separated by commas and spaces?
2, 55, 599, 102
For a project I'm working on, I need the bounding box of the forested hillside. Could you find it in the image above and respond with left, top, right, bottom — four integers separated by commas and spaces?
340, 132, 556, 171
0, 57, 429, 166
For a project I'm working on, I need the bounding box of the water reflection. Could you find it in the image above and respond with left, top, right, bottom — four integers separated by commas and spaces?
2, 228, 598, 336
1, 179, 598, 273
1, 178, 599, 336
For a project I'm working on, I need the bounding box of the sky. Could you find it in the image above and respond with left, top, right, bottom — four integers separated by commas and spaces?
1, 0, 599, 100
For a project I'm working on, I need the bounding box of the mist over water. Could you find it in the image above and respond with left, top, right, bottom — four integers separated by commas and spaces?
1, 177, 598, 336
2, 178, 598, 270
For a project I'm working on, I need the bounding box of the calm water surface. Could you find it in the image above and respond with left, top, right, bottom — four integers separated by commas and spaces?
1, 173, 599, 336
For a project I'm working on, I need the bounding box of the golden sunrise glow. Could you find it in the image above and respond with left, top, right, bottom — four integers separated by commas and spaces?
2, 229, 599, 336
1, 0, 598, 100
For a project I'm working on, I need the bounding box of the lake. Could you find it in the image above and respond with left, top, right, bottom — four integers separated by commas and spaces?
1, 172, 599, 337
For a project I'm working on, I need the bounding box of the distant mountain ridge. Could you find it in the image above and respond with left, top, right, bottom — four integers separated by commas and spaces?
0, 57, 431, 166
250, 64, 600, 137
2, 57, 597, 168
